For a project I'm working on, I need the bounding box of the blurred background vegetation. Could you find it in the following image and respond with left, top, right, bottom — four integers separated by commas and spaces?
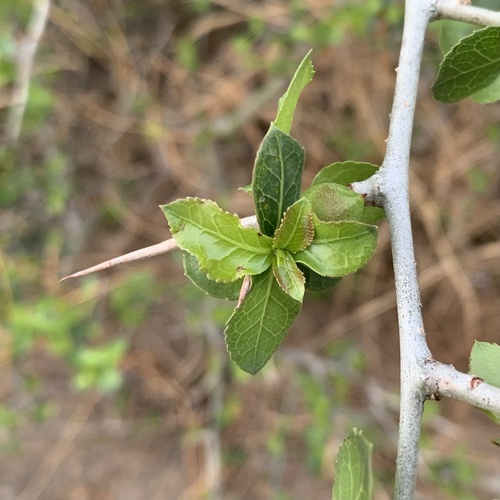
0, 0, 499, 499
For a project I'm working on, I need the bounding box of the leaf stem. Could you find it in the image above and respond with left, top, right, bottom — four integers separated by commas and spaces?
425, 362, 500, 414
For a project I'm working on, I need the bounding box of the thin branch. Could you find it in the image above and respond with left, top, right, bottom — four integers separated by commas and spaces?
60, 215, 258, 281
433, 1, 500, 26
6, 0, 51, 144
380, 0, 435, 497
59, 238, 178, 281
426, 363, 500, 415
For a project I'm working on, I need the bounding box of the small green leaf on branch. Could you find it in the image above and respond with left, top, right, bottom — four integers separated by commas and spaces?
298, 264, 342, 292
272, 248, 305, 302
294, 217, 377, 278
304, 183, 365, 222
359, 206, 386, 225
225, 268, 302, 374
252, 124, 305, 237
332, 428, 373, 500
183, 253, 242, 301
272, 197, 314, 252
311, 161, 380, 187
161, 198, 273, 283
274, 50, 315, 134
469, 341, 500, 426
469, 341, 500, 389
432, 27, 500, 103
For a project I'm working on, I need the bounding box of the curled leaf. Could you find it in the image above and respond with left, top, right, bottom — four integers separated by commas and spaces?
272, 197, 314, 252
272, 249, 305, 302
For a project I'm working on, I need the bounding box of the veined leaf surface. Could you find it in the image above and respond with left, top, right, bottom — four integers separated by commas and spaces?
225, 268, 301, 374
272, 197, 314, 252
162, 198, 273, 283
272, 249, 305, 302
294, 217, 377, 277
303, 183, 364, 222
432, 26, 500, 103
252, 124, 305, 236
332, 429, 373, 500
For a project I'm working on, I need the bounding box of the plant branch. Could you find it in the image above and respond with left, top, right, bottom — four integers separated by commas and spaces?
379, 0, 435, 497
60, 215, 258, 281
59, 238, 178, 281
433, 1, 500, 26
425, 362, 500, 415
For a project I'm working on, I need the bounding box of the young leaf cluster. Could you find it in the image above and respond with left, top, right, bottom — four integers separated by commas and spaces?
161, 51, 384, 374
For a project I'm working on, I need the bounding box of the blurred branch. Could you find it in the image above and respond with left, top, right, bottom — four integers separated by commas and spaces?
433, 1, 500, 26
6, 0, 51, 144
16, 391, 101, 500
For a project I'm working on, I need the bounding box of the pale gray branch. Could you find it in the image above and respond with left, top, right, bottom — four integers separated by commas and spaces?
426, 363, 500, 415
380, 0, 435, 497
60, 238, 178, 282
434, 1, 500, 26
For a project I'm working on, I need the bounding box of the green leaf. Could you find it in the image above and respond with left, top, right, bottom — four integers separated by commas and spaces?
470, 75, 500, 104
252, 124, 305, 236
183, 252, 242, 301
294, 217, 377, 278
225, 268, 302, 374
162, 198, 273, 282
358, 206, 386, 225
469, 341, 500, 425
272, 249, 305, 302
298, 263, 341, 292
311, 161, 380, 187
274, 50, 315, 134
332, 428, 373, 500
469, 341, 500, 388
273, 197, 314, 252
304, 183, 365, 223
438, 19, 474, 56
432, 26, 500, 103
239, 184, 252, 195
437, 20, 500, 104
